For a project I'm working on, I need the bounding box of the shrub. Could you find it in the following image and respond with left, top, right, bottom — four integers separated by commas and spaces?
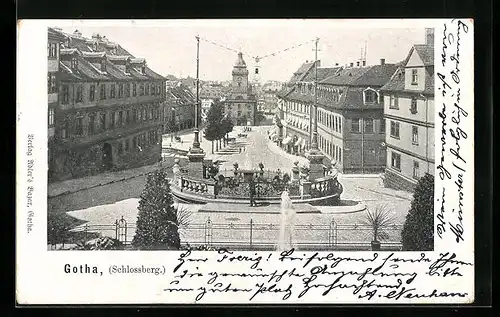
401, 173, 434, 251
71, 236, 124, 250
361, 204, 396, 242
132, 168, 181, 250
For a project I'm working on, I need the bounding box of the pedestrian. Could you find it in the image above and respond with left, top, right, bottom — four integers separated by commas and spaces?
249, 177, 257, 207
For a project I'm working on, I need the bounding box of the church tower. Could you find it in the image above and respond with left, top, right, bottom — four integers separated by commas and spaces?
224, 52, 257, 126
231, 52, 250, 97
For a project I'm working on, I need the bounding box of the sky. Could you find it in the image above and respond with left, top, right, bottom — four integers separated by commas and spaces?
56, 20, 432, 82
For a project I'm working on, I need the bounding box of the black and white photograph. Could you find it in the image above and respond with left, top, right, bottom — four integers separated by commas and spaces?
17, 19, 475, 304
46, 23, 436, 252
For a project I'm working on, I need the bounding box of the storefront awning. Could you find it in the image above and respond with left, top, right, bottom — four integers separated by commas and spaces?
282, 136, 292, 145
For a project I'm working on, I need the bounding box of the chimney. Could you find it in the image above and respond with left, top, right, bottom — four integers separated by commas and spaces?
362, 60, 366, 66
425, 28, 435, 45
356, 61, 360, 67
349, 62, 354, 67
73, 29, 82, 37
92, 33, 100, 40
380, 58, 385, 65
316, 60, 321, 67
335, 62, 339, 66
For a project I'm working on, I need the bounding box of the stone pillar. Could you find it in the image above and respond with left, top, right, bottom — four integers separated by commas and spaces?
187, 147, 205, 179
300, 180, 312, 200
306, 151, 325, 181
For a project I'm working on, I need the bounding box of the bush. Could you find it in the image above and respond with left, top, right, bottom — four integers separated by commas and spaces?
401, 173, 434, 251
71, 236, 124, 250
132, 168, 181, 250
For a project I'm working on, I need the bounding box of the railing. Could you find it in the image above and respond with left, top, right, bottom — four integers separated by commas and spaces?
62, 217, 403, 251
173, 174, 217, 199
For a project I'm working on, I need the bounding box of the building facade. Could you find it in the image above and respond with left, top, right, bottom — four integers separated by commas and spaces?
48, 29, 166, 182
223, 52, 257, 126
381, 29, 435, 191
166, 83, 196, 132
278, 59, 398, 174
47, 28, 66, 145
200, 83, 226, 122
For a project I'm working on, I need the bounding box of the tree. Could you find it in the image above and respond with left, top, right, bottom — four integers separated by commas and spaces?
203, 101, 224, 153
401, 173, 434, 251
132, 168, 181, 250
220, 114, 234, 147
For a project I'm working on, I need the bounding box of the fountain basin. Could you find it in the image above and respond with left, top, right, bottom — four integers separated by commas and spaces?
198, 202, 321, 214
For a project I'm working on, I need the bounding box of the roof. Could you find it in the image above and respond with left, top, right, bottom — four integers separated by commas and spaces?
320, 63, 397, 87
380, 44, 434, 95
48, 27, 66, 41
413, 44, 434, 66
168, 83, 196, 105
288, 61, 316, 85
300, 66, 342, 82
56, 28, 165, 82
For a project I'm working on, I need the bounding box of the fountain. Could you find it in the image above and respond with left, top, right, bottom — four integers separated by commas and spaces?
277, 189, 296, 251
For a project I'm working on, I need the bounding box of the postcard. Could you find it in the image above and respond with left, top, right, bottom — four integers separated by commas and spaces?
16, 18, 474, 304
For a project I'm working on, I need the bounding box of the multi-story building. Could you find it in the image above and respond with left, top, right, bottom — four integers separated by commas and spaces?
223, 52, 257, 126
47, 28, 65, 155
48, 29, 166, 182
278, 59, 398, 174
381, 28, 435, 190
166, 83, 196, 132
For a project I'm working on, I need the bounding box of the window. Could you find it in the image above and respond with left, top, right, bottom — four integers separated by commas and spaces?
76, 85, 83, 102
151, 83, 156, 95
118, 83, 124, 98
141, 66, 146, 74
100, 112, 106, 130
110, 84, 116, 99
412, 126, 419, 145
47, 43, 57, 58
132, 83, 137, 96
75, 116, 83, 135
140, 84, 144, 96
110, 112, 115, 128
100, 84, 107, 100
47, 73, 57, 93
410, 96, 418, 114
391, 152, 401, 170
71, 57, 78, 69
126, 110, 130, 124
89, 84, 96, 101
351, 118, 360, 133
124, 139, 130, 152
48, 108, 55, 127
133, 109, 137, 122
145, 83, 150, 95
389, 95, 399, 109
61, 85, 69, 104
125, 83, 130, 97
118, 111, 123, 126
101, 61, 106, 72
413, 161, 420, 179
364, 118, 374, 133
364, 90, 377, 103
390, 121, 400, 138
88, 113, 95, 135
380, 119, 386, 134
411, 69, 418, 85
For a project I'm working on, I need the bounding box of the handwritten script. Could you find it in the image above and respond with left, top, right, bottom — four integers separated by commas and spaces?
436, 19, 472, 244
164, 249, 473, 302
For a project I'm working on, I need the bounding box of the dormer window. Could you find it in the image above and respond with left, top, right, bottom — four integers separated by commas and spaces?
65, 38, 71, 48
141, 66, 146, 74
125, 63, 131, 73
101, 60, 106, 72
93, 42, 98, 51
71, 57, 78, 69
364, 89, 377, 104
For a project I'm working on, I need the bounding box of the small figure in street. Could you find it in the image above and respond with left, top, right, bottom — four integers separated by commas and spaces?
249, 177, 257, 207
